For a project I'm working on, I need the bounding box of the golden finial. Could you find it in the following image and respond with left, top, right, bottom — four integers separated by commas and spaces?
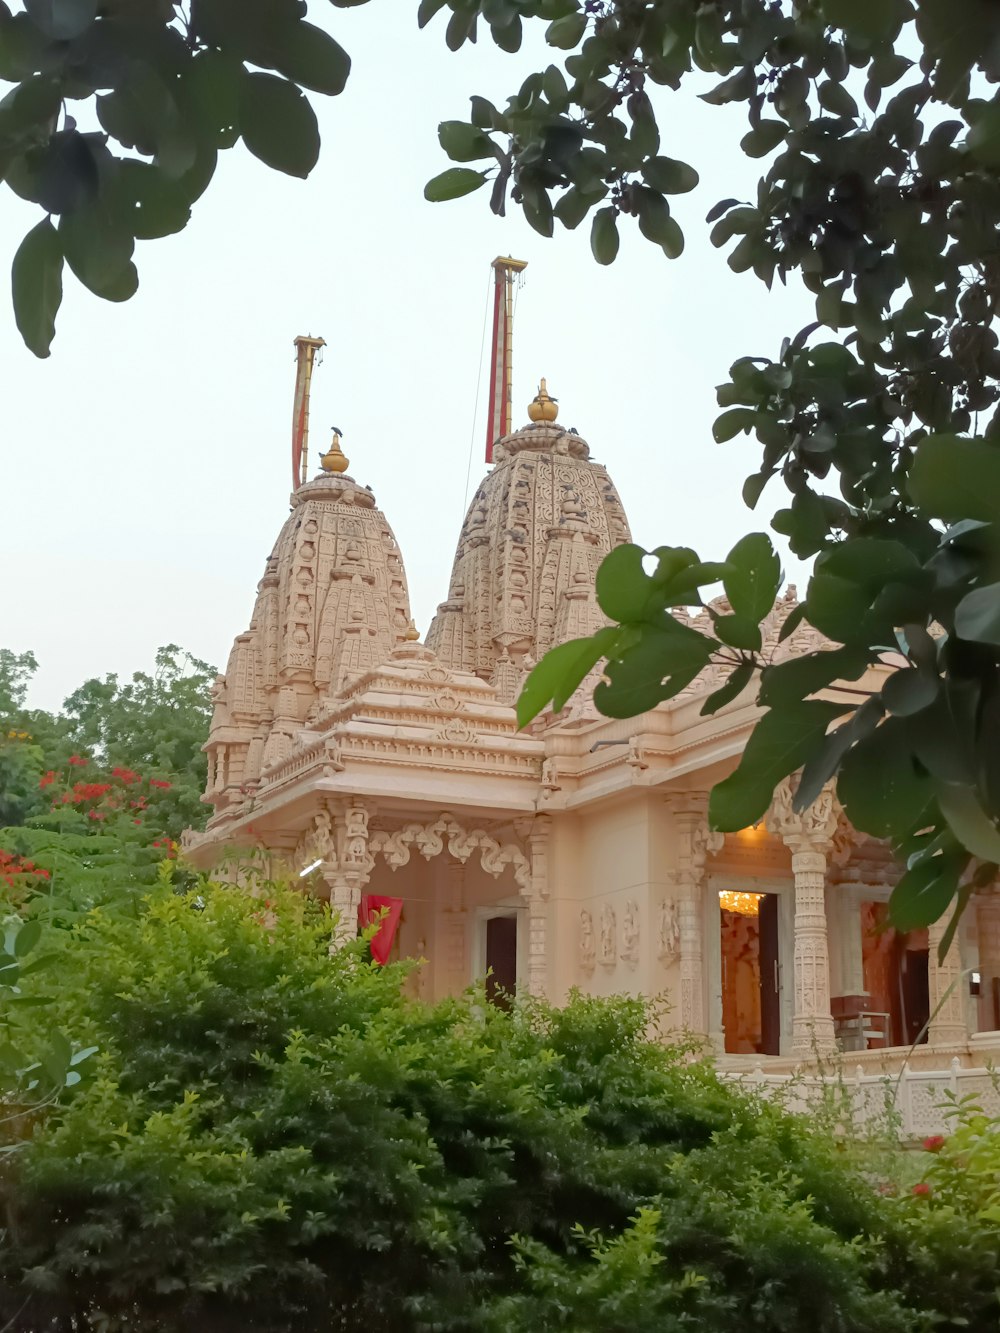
319, 428, 349, 474
404, 619, 420, 641
527, 378, 558, 423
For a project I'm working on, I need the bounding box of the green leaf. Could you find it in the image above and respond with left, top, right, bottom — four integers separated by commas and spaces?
12, 217, 63, 358
713, 407, 755, 442
955, 582, 1000, 644
183, 50, 241, 149
595, 544, 660, 622
700, 662, 755, 716
642, 156, 698, 194
58, 196, 134, 298
881, 668, 939, 718
596, 622, 714, 718
268, 21, 351, 96
12, 920, 41, 958
590, 206, 619, 265
937, 784, 1000, 863
516, 630, 614, 727
239, 72, 319, 179
909, 435, 1000, 523
804, 572, 872, 643
740, 120, 788, 158
838, 719, 934, 840
522, 186, 554, 237
554, 187, 590, 230
424, 167, 486, 202
822, 0, 897, 42
817, 80, 859, 117
888, 854, 963, 932
795, 695, 884, 809
724, 534, 781, 624
713, 613, 761, 652
416, 0, 448, 28
546, 12, 586, 49
759, 645, 869, 708
438, 120, 496, 162
24, 0, 95, 40
709, 700, 849, 831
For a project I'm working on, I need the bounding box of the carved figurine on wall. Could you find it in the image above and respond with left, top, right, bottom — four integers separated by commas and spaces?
599, 903, 616, 968
579, 909, 596, 971
658, 897, 681, 962
621, 899, 640, 964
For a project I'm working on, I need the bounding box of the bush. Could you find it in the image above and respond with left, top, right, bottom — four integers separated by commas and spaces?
0, 878, 997, 1331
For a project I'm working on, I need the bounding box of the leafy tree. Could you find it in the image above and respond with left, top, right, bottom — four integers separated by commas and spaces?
418, 0, 1000, 937
2, 875, 997, 1330
0, 0, 358, 355
60, 642, 215, 837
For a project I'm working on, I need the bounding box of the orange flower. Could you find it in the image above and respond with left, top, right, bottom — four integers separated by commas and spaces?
922, 1135, 946, 1153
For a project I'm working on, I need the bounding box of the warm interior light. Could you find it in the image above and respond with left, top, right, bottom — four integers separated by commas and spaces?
719, 889, 763, 917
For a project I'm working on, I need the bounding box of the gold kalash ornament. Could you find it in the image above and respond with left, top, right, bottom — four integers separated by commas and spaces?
527, 379, 558, 423
320, 429, 350, 474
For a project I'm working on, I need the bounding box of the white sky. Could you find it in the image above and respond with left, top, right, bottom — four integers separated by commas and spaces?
0, 5, 816, 711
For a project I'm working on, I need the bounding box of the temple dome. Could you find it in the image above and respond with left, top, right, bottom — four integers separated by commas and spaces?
202, 464, 411, 819
426, 401, 631, 703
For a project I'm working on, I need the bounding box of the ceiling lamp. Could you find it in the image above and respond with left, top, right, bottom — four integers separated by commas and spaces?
719, 889, 763, 917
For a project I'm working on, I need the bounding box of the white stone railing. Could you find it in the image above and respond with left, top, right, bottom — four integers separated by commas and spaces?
721, 1058, 1000, 1139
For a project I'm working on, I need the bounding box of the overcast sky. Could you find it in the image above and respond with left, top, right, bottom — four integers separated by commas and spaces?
0, 4, 817, 711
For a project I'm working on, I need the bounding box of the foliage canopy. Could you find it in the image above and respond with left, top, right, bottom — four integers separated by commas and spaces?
2, 875, 998, 1331
417, 0, 1000, 937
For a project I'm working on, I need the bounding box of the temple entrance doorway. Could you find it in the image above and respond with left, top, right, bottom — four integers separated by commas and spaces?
719, 891, 781, 1055
860, 901, 928, 1046
485, 914, 518, 1010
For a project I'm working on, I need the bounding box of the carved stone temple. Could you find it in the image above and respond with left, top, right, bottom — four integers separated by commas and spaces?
183, 387, 1000, 1113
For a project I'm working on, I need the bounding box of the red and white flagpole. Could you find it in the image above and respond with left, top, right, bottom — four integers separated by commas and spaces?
291, 334, 326, 490
485, 257, 527, 463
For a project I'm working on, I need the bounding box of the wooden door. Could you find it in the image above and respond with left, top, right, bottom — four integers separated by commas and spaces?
759, 894, 781, 1056
485, 915, 517, 1010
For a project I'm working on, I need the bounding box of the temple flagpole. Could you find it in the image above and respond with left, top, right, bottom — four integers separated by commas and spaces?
485, 257, 527, 463
291, 334, 326, 490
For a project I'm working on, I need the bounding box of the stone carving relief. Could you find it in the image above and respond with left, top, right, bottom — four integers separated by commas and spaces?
599, 903, 616, 968
201, 469, 413, 825
579, 909, 596, 971
657, 897, 681, 962
765, 776, 838, 851
368, 812, 530, 892
621, 899, 640, 964
426, 417, 632, 703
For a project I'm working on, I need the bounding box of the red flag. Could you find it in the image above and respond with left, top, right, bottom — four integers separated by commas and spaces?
359, 894, 403, 966
486, 264, 507, 464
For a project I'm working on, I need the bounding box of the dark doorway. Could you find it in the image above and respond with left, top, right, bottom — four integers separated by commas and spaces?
485, 915, 517, 1010
861, 902, 929, 1046
720, 891, 781, 1055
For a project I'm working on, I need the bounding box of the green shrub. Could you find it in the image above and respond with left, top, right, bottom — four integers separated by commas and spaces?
0, 879, 997, 1331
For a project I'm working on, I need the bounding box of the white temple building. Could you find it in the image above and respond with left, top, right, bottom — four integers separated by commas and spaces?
183, 382, 1000, 1130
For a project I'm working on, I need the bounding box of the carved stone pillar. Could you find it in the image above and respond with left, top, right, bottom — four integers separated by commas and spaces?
525, 815, 551, 999
666, 794, 722, 1036
976, 893, 1000, 1031
767, 779, 837, 1056
928, 910, 968, 1046
318, 799, 372, 949
444, 862, 467, 996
